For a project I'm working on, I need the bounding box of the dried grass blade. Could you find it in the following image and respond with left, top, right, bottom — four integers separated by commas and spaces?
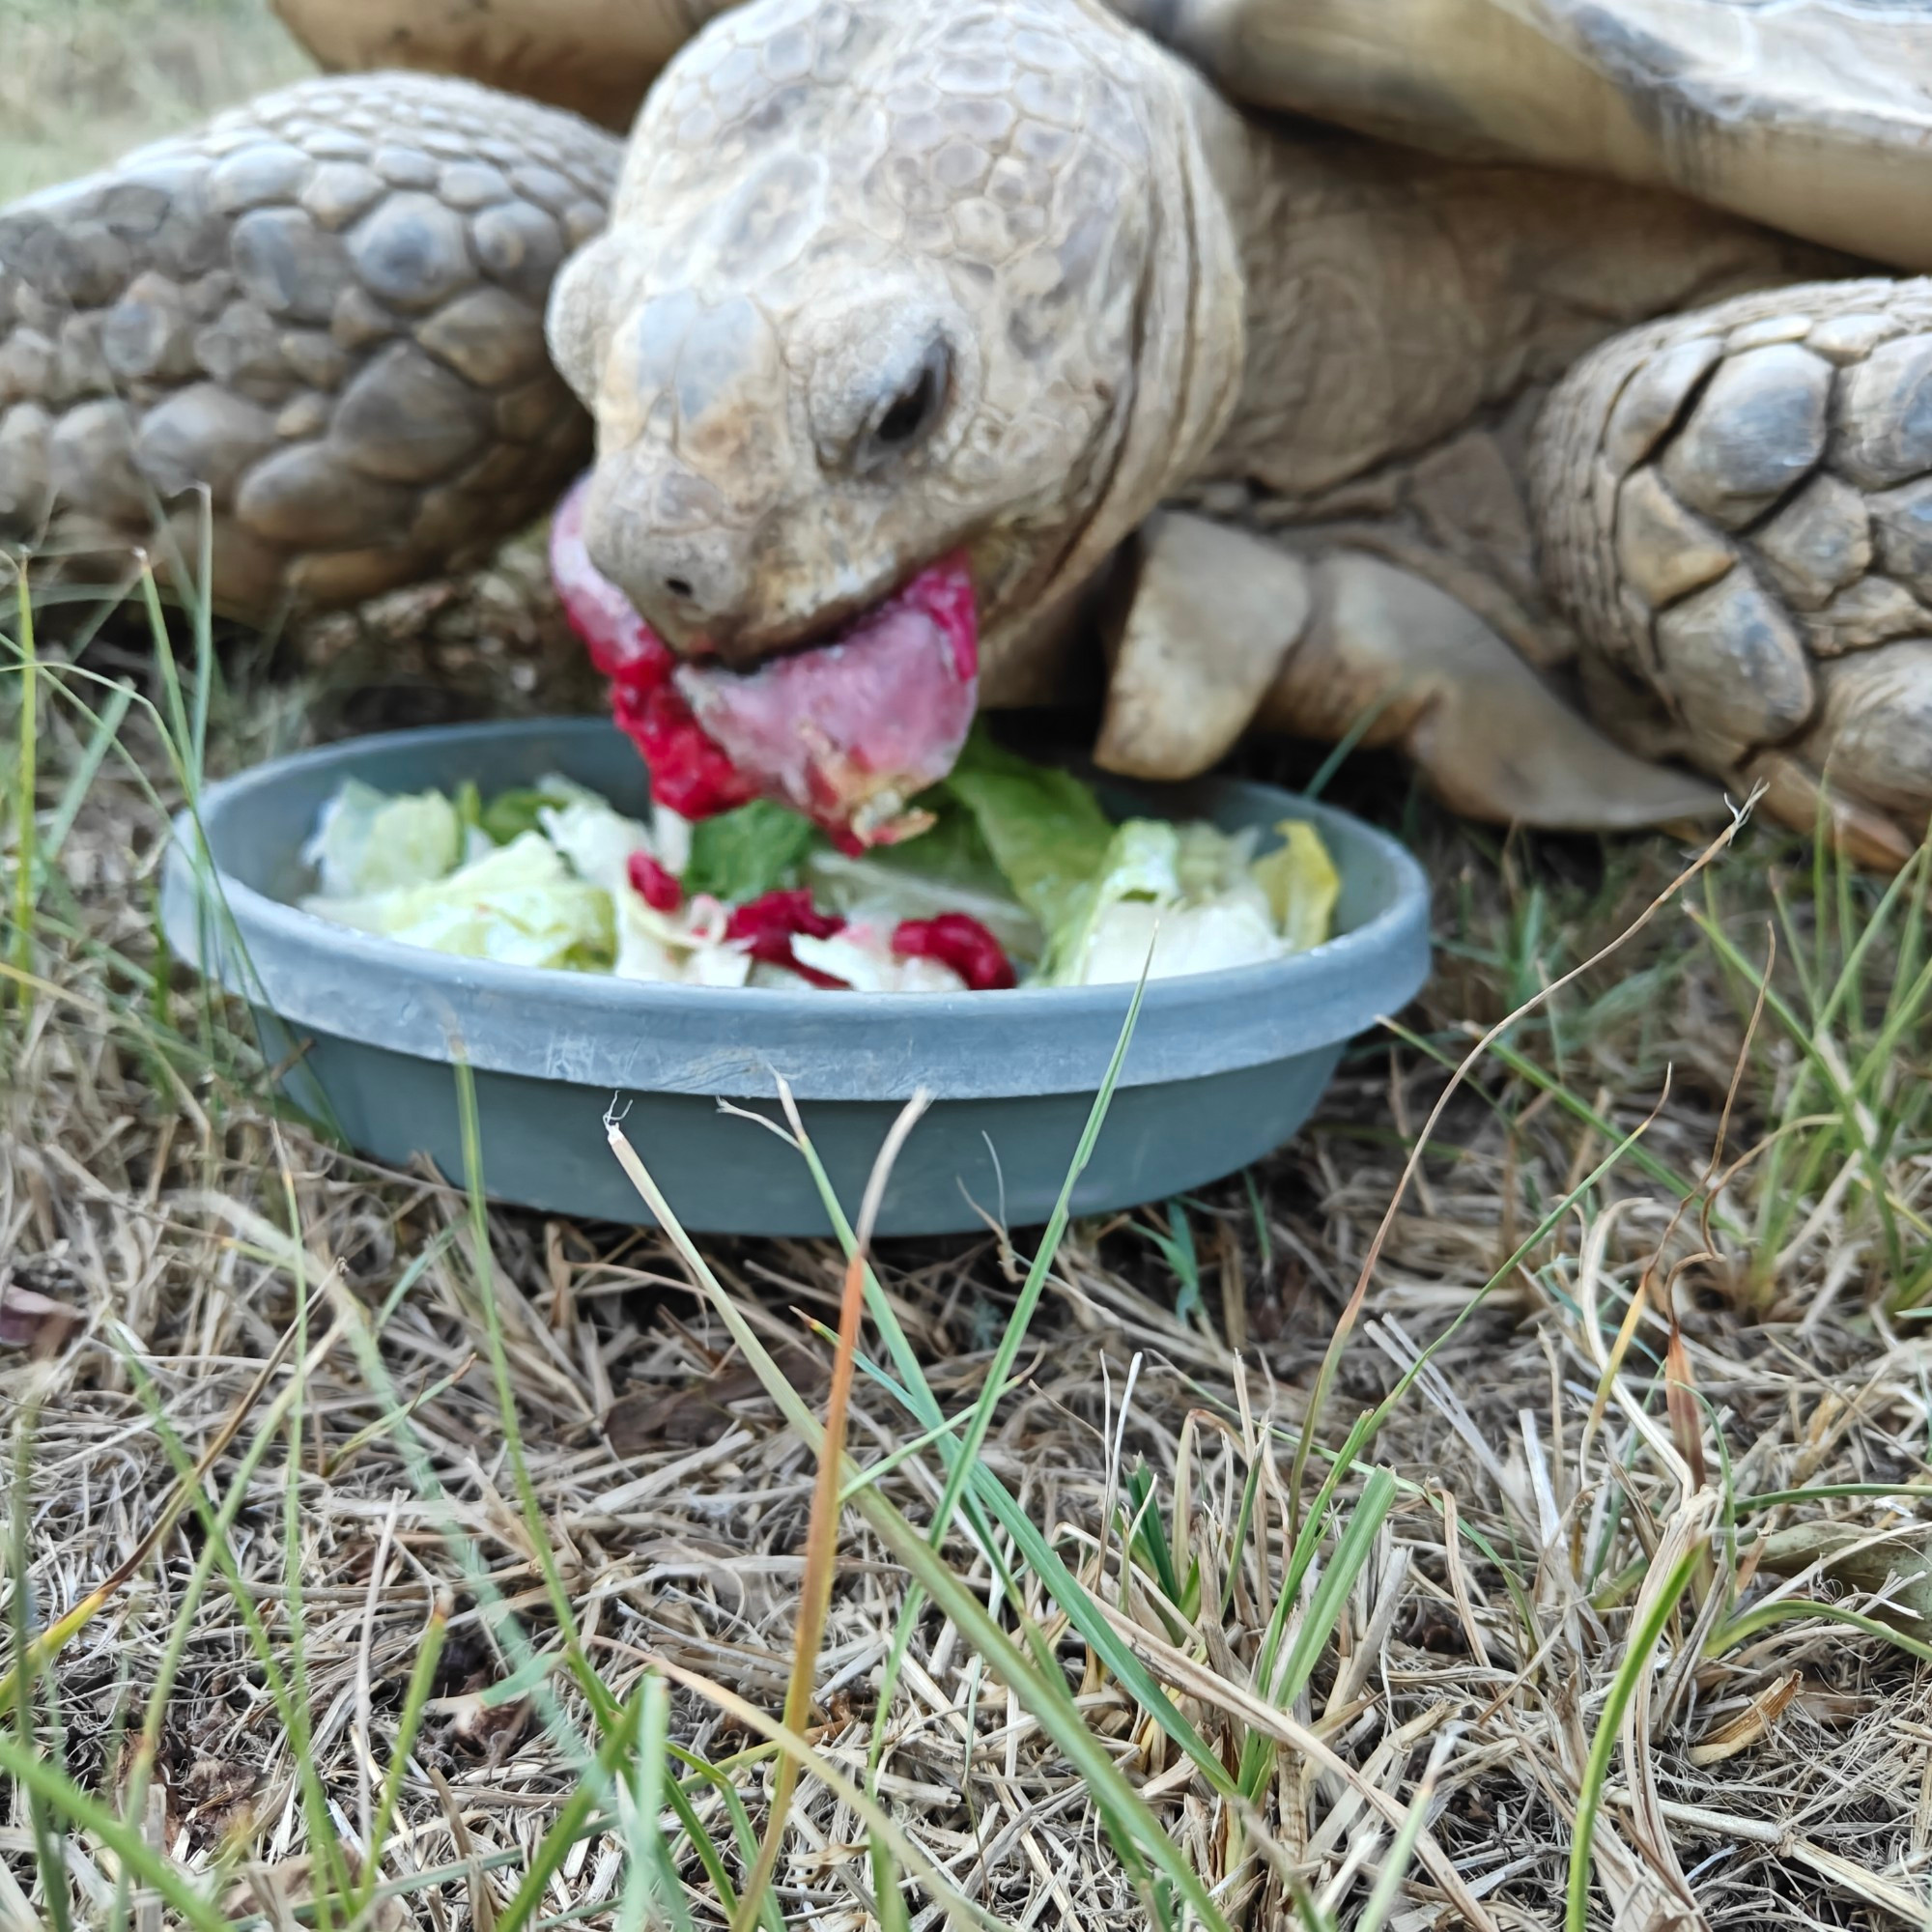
0, 1305, 324, 1706
1663, 1316, 1707, 1494
0, 1736, 228, 1932
1687, 1670, 1799, 1768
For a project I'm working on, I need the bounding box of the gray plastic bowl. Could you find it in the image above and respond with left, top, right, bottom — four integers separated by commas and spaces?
161, 718, 1430, 1236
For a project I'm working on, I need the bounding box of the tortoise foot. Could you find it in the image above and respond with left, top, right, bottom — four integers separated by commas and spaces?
0, 73, 620, 621
1536, 279, 1932, 867
1095, 511, 1722, 832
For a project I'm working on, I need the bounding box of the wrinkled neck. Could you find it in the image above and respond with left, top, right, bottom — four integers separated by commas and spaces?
985, 43, 1247, 679
1155, 69, 1253, 491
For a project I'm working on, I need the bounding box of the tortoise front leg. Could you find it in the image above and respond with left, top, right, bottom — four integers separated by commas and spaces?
1093, 511, 1723, 830
0, 73, 619, 621
1535, 281, 1932, 869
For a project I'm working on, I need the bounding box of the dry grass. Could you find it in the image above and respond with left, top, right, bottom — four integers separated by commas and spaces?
9, 14, 1932, 1930
0, 0, 310, 202
8, 570, 1932, 1932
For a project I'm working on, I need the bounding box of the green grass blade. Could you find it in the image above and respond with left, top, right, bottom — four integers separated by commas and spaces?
8, 569, 36, 1010
357, 1595, 450, 1913
605, 1121, 1239, 1929
1565, 1547, 1699, 1932
0, 1734, 233, 1932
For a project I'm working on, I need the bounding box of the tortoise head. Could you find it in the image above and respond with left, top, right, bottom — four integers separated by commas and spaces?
544, 0, 1246, 686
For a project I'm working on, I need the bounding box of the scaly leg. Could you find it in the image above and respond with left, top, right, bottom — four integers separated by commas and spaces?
0, 74, 619, 619
1094, 510, 1724, 830
1536, 279, 1932, 869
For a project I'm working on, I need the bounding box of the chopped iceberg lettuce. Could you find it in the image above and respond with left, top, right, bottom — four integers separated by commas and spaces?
301, 780, 463, 897
537, 794, 653, 896
611, 893, 754, 986
790, 923, 967, 993
301, 832, 614, 970
293, 746, 1340, 991
805, 849, 1041, 962
1253, 819, 1341, 953
1042, 815, 1339, 987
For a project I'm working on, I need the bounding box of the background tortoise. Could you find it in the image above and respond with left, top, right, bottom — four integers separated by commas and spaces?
7, 0, 1932, 863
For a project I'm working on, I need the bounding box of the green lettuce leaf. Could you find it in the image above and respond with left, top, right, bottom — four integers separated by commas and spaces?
867, 791, 1012, 899
939, 725, 1114, 933
683, 799, 824, 900
477, 775, 600, 846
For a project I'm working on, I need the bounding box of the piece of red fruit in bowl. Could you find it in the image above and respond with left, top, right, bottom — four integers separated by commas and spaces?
550, 475, 979, 850
625, 850, 683, 914
724, 888, 851, 989
892, 913, 1017, 991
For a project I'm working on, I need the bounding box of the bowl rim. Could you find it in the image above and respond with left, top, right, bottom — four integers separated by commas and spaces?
162, 717, 1433, 1100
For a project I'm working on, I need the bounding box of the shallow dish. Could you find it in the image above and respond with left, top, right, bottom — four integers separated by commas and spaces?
161, 718, 1431, 1236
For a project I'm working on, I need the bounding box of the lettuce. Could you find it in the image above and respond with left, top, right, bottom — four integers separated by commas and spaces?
1253, 820, 1341, 952
474, 773, 602, 846
301, 780, 462, 897
867, 791, 1011, 896
294, 753, 1340, 991
938, 725, 1115, 933
683, 798, 823, 900
301, 832, 614, 970
789, 924, 969, 993
1041, 815, 1337, 986
537, 795, 653, 896
806, 849, 1041, 961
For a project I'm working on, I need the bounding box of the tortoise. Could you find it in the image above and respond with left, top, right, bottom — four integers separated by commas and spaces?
7, 0, 1932, 864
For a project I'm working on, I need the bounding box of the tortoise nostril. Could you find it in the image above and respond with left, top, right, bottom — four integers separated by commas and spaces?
876, 362, 938, 447
664, 575, 695, 600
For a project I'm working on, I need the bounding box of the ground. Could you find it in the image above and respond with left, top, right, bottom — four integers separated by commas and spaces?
6, 10, 1932, 1931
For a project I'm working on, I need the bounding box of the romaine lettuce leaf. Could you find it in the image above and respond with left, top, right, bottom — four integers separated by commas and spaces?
476, 775, 598, 846
874, 794, 1009, 892
940, 725, 1114, 933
